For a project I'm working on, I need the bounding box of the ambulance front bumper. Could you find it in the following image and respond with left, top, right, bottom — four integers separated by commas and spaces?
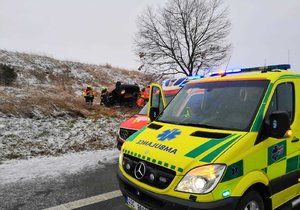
118, 169, 239, 210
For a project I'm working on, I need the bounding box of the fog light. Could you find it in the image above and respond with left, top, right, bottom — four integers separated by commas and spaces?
149, 173, 155, 181
126, 163, 131, 170
159, 176, 167, 183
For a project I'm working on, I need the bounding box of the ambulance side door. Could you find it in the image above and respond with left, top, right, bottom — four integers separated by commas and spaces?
148, 83, 167, 122
294, 78, 300, 195
263, 79, 299, 208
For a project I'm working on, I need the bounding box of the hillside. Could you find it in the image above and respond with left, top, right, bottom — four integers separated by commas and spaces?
0, 50, 149, 117
0, 50, 148, 161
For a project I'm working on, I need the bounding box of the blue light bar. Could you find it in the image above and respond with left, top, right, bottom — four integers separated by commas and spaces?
210, 64, 291, 77
225, 69, 242, 73
176, 75, 204, 87
241, 64, 290, 72
187, 75, 203, 80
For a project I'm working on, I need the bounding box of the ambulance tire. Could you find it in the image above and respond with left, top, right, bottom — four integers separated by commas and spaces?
237, 191, 265, 210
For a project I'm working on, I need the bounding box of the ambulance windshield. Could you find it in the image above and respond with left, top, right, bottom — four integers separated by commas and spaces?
157, 80, 269, 131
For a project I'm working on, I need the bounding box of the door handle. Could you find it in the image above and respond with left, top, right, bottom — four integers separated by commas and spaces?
291, 137, 299, 143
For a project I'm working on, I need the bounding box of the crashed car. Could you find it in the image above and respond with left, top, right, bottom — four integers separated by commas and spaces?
102, 82, 140, 106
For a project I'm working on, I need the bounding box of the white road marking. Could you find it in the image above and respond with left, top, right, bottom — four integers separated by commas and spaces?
44, 190, 122, 210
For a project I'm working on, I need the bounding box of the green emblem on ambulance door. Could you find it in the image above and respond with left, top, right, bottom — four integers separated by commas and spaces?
268, 141, 286, 166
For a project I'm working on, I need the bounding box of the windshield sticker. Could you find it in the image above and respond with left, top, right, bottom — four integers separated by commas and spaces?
268, 141, 286, 165
157, 129, 181, 141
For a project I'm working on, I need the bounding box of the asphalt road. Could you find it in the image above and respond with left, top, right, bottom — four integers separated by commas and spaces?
0, 163, 297, 210
0, 163, 127, 210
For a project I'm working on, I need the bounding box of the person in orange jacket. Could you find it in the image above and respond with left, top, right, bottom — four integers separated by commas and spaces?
83, 85, 95, 105
137, 86, 150, 107
137, 88, 145, 107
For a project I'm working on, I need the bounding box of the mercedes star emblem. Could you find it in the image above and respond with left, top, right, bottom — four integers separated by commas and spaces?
134, 162, 146, 180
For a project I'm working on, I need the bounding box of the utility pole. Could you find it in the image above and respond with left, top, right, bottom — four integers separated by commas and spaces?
264, 58, 267, 66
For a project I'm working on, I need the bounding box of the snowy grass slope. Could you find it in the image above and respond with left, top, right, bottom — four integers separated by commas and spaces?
0, 49, 150, 117
0, 114, 131, 161
0, 49, 145, 88
0, 49, 142, 161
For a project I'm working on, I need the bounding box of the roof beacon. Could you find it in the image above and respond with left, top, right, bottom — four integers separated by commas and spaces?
210, 64, 291, 77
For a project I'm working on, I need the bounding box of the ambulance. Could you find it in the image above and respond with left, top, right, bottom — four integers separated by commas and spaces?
118, 64, 300, 210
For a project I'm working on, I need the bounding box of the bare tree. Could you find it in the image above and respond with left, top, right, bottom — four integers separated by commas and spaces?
134, 0, 231, 77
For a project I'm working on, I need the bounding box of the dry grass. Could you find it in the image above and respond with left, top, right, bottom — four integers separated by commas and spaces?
0, 85, 140, 119
0, 92, 10, 100
0, 102, 18, 116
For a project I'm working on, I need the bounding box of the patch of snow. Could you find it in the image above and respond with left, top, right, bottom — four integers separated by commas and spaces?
70, 67, 93, 81
52, 68, 63, 74
0, 149, 119, 185
0, 117, 123, 160
75, 89, 83, 96
0, 86, 27, 103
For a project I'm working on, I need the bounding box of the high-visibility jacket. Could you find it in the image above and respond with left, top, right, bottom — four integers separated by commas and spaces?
83, 89, 94, 97
140, 90, 145, 99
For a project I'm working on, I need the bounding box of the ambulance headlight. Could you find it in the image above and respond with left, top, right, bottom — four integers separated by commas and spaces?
175, 164, 226, 194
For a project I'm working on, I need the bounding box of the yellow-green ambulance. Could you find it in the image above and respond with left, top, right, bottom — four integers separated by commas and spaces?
118, 65, 300, 210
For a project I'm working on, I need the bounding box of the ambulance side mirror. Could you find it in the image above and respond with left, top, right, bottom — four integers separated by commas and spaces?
269, 111, 291, 139
149, 107, 160, 122
148, 83, 166, 122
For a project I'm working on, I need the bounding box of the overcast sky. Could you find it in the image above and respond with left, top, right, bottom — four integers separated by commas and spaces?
0, 0, 299, 72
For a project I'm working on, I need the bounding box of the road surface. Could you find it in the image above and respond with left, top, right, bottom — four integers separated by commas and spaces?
0, 163, 297, 210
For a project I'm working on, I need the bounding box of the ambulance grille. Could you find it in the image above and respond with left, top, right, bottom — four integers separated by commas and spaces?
122, 154, 176, 189
119, 128, 137, 140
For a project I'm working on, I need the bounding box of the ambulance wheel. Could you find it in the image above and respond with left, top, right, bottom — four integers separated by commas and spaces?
237, 191, 265, 210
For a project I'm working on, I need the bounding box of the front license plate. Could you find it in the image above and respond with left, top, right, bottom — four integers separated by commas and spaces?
125, 196, 149, 210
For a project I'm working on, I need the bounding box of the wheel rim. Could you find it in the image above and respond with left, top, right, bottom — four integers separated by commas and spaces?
244, 201, 260, 210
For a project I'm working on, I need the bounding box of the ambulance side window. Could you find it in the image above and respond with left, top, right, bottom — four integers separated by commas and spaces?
265, 82, 295, 124
151, 86, 164, 114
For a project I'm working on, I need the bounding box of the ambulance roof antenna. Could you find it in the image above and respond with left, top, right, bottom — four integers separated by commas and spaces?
225, 55, 231, 71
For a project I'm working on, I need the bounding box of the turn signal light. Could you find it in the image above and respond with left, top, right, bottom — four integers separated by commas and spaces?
285, 130, 293, 138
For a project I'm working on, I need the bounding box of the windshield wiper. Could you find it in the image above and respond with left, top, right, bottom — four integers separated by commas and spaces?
181, 123, 227, 130
156, 120, 229, 130
156, 119, 181, 125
